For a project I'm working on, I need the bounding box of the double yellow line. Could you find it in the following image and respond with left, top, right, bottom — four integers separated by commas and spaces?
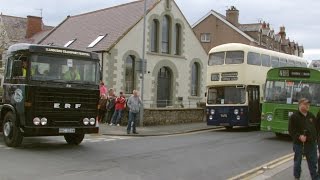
227, 153, 294, 180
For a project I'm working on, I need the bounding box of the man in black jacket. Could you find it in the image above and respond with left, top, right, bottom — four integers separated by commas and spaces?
288, 98, 318, 180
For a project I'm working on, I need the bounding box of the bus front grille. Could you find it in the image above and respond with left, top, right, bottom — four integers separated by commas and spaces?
274, 109, 297, 121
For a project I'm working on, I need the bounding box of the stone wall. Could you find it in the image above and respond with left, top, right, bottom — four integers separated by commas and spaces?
117, 108, 205, 126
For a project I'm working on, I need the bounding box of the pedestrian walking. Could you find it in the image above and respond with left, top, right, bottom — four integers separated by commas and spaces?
126, 90, 142, 134
110, 91, 126, 126
106, 88, 116, 125
288, 98, 319, 180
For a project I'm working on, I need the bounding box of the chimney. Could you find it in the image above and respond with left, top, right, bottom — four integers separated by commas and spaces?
226, 6, 239, 26
262, 21, 267, 28
278, 26, 286, 40
25, 15, 43, 39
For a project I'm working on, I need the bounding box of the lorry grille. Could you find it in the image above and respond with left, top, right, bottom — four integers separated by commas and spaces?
32, 87, 99, 126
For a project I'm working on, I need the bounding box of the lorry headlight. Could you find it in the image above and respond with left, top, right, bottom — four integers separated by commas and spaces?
267, 114, 273, 121
89, 118, 95, 125
33, 117, 41, 125
234, 109, 239, 115
83, 118, 89, 125
40, 117, 48, 125
209, 115, 213, 120
210, 109, 215, 115
236, 115, 240, 120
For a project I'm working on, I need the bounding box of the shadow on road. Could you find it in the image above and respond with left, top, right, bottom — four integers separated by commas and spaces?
0, 134, 87, 151
213, 126, 260, 133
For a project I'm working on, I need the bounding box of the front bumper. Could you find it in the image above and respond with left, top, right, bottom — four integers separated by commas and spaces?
21, 126, 99, 136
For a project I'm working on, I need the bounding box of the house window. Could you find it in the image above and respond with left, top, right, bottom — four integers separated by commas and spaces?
200, 33, 211, 43
191, 62, 200, 96
125, 55, 135, 94
151, 19, 159, 52
174, 24, 181, 55
162, 15, 171, 54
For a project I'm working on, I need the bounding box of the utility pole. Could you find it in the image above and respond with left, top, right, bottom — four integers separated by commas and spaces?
140, 0, 147, 126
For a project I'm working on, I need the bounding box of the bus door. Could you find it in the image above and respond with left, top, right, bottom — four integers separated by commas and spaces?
247, 85, 261, 125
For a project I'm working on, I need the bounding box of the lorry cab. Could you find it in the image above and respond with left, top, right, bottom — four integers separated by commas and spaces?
0, 43, 100, 147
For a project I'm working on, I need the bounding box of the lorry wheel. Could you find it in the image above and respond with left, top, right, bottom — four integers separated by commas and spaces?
3, 112, 23, 147
64, 134, 85, 145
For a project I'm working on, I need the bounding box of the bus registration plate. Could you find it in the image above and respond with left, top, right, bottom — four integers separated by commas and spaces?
59, 128, 75, 133
220, 123, 230, 126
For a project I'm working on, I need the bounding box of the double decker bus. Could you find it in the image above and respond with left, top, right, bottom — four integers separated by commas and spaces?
260, 67, 320, 136
206, 43, 307, 129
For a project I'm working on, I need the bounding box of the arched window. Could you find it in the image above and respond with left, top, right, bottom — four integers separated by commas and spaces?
191, 63, 200, 96
162, 15, 171, 54
151, 19, 159, 52
125, 55, 135, 94
174, 23, 181, 55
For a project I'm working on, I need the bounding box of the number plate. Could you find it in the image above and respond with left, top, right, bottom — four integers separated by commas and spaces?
59, 128, 75, 133
220, 123, 230, 126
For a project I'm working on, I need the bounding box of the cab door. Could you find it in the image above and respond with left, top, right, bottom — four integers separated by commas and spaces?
247, 85, 261, 125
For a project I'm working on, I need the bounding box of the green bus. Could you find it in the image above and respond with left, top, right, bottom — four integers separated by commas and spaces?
261, 67, 320, 136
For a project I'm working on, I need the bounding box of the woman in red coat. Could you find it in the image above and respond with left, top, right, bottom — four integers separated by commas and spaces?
110, 91, 126, 126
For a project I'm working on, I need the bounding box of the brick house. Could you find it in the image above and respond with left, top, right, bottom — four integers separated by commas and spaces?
0, 14, 53, 85
192, 6, 304, 57
38, 0, 207, 108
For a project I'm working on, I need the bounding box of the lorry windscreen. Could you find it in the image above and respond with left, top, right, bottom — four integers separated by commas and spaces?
30, 55, 99, 84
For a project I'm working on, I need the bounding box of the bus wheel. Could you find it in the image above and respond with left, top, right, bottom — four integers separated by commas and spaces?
64, 134, 85, 145
3, 112, 23, 147
224, 126, 233, 130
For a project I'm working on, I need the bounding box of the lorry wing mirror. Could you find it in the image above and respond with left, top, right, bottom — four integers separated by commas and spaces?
13, 60, 23, 77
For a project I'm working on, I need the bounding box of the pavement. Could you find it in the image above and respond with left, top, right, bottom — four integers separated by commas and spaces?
97, 122, 311, 179
98, 122, 219, 136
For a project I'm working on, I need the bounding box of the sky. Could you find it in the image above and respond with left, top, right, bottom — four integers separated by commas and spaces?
1, 0, 319, 60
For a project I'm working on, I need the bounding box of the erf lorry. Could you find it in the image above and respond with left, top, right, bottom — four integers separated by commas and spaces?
0, 43, 100, 147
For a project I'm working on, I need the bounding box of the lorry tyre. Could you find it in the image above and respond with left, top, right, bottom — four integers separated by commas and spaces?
64, 134, 85, 145
3, 112, 23, 147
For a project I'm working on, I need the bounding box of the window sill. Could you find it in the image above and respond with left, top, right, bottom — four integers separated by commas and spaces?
147, 51, 186, 60
188, 96, 203, 100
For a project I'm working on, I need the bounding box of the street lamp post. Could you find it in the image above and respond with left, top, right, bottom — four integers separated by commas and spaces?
140, 0, 147, 126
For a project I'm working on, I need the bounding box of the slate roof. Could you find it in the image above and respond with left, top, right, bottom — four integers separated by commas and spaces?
39, 0, 160, 52
238, 23, 262, 32
0, 14, 53, 43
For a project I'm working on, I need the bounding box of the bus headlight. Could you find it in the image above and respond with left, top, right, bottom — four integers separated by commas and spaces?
40, 117, 48, 125
89, 118, 95, 125
83, 118, 89, 125
236, 115, 240, 120
234, 109, 239, 115
210, 109, 215, 115
33, 117, 41, 125
209, 115, 213, 120
267, 114, 273, 121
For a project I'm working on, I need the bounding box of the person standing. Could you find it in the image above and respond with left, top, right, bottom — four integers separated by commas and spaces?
106, 88, 116, 125
97, 94, 108, 123
288, 98, 318, 180
126, 90, 142, 134
99, 81, 108, 97
111, 91, 126, 126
